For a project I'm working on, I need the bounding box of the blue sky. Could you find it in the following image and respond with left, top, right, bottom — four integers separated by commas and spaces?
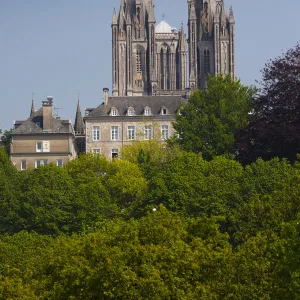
0, 0, 300, 130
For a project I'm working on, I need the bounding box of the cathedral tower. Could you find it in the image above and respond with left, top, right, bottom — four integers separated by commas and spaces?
112, 0, 187, 96
187, 0, 235, 89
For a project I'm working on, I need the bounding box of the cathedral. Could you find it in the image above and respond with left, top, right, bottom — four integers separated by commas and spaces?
112, 0, 235, 96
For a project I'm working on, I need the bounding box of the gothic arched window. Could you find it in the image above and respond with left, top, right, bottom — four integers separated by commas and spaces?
204, 49, 210, 75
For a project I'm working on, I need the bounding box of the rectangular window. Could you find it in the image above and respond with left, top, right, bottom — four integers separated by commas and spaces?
43, 141, 50, 152
35, 160, 48, 168
161, 125, 169, 140
127, 125, 135, 140
144, 125, 153, 140
92, 126, 100, 141
36, 142, 42, 152
111, 148, 119, 159
36, 141, 50, 152
93, 148, 101, 155
111, 126, 119, 140
57, 159, 63, 167
144, 108, 151, 116
21, 160, 27, 171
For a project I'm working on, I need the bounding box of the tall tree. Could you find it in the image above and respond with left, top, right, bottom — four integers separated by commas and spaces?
173, 74, 253, 160
235, 44, 300, 164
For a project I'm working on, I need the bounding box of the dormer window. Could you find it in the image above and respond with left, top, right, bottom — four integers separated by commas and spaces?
161, 107, 168, 115
144, 107, 151, 116
127, 107, 135, 116
110, 107, 118, 116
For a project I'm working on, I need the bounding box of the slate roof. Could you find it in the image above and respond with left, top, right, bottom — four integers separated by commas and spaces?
86, 95, 187, 118
13, 107, 73, 135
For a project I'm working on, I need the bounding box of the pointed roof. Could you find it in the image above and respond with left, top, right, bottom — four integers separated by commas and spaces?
30, 100, 35, 116
155, 20, 176, 34
229, 6, 235, 22
74, 101, 85, 133
112, 8, 118, 25
221, 0, 227, 23
178, 23, 186, 52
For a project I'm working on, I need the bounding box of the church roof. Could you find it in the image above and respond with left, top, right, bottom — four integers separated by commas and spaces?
155, 20, 176, 34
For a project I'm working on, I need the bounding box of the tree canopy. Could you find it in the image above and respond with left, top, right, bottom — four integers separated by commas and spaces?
235, 44, 300, 164
173, 74, 253, 160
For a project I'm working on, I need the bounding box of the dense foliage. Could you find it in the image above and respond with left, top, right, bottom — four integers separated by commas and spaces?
0, 129, 12, 155
1, 143, 300, 299
235, 44, 300, 164
1, 44, 300, 299
172, 74, 253, 160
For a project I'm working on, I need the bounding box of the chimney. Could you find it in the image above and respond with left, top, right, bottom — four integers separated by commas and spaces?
103, 88, 109, 105
42, 96, 53, 131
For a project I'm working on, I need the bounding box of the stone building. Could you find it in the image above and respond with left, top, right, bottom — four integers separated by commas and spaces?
112, 0, 188, 96
112, 0, 235, 94
85, 0, 235, 159
187, 0, 235, 89
10, 97, 77, 170
84, 89, 187, 158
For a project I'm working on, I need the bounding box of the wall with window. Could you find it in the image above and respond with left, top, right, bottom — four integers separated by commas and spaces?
86, 120, 175, 159
10, 134, 77, 171
11, 135, 70, 154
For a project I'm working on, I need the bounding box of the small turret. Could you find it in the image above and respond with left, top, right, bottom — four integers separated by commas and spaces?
178, 23, 186, 52
30, 100, 35, 116
74, 100, 85, 135
229, 6, 235, 23
220, 0, 227, 25
112, 8, 118, 25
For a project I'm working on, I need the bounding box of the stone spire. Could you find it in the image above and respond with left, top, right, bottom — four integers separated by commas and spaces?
148, 1, 156, 23
178, 23, 186, 52
229, 6, 235, 22
112, 7, 118, 25
30, 100, 35, 116
74, 100, 84, 134
221, 0, 227, 24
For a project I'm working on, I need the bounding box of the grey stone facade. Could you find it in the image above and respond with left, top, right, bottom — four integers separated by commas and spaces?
188, 0, 235, 89
84, 94, 187, 158
112, 0, 188, 97
112, 0, 235, 95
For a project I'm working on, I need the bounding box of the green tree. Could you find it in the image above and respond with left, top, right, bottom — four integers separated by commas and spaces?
104, 159, 148, 217
0, 148, 23, 234
0, 129, 12, 155
38, 207, 233, 300
173, 74, 253, 160
235, 44, 300, 164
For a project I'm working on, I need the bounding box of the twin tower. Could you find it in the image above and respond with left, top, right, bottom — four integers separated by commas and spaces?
112, 0, 235, 96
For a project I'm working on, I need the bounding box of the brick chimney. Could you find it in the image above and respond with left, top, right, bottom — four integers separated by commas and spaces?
42, 96, 53, 131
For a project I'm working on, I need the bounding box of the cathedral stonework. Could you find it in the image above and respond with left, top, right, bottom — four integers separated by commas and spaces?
112, 0, 187, 97
112, 0, 235, 95
188, 0, 235, 89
